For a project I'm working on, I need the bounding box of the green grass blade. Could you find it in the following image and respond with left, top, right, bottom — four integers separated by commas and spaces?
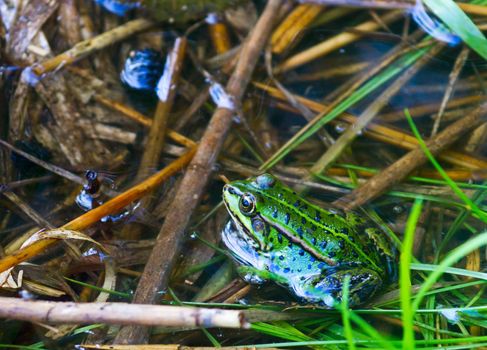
340, 276, 356, 350
401, 198, 423, 350
348, 312, 397, 350
412, 231, 487, 313
405, 109, 487, 222
411, 263, 487, 281
63, 276, 131, 298
424, 0, 487, 60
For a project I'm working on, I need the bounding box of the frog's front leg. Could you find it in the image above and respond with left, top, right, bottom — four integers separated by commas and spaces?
237, 266, 287, 285
294, 268, 382, 308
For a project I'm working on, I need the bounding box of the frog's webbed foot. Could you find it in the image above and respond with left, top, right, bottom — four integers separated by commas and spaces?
293, 268, 382, 308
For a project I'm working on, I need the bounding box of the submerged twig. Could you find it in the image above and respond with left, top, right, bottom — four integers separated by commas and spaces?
276, 10, 404, 72
0, 148, 196, 273
255, 83, 487, 170
431, 46, 469, 136
309, 44, 442, 175
93, 95, 196, 148
333, 102, 487, 210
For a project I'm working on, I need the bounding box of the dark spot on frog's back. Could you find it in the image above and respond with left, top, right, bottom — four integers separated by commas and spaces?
296, 227, 304, 238
272, 208, 278, 218
315, 212, 321, 222
284, 213, 290, 225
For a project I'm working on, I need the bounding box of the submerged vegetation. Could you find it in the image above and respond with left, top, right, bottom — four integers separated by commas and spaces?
0, 0, 486, 349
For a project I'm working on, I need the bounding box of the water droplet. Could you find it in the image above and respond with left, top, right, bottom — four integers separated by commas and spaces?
393, 205, 403, 214
335, 123, 346, 133
190, 232, 198, 240
237, 298, 249, 305
19, 290, 35, 300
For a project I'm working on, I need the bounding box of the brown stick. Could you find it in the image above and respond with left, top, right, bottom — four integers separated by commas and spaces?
333, 102, 487, 210
276, 10, 403, 73
32, 19, 154, 75
0, 297, 248, 328
113, 0, 283, 344
0, 148, 196, 273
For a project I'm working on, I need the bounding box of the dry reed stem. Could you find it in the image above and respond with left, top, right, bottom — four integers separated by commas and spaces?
333, 101, 487, 210
301, 0, 487, 16
300, 0, 414, 8
431, 47, 469, 136
325, 167, 485, 182
0, 297, 248, 328
254, 82, 487, 170
94, 95, 196, 148
114, 0, 284, 344
380, 95, 482, 122
32, 19, 154, 75
276, 10, 403, 72
209, 19, 232, 54
458, 3, 487, 16
271, 4, 324, 54
0, 139, 84, 185
0, 148, 196, 273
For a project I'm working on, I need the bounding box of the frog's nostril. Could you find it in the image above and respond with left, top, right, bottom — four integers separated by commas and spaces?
224, 185, 237, 195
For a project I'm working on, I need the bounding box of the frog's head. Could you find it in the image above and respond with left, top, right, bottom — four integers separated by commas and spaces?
223, 174, 277, 251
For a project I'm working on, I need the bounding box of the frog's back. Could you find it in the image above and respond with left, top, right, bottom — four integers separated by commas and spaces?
239, 177, 394, 279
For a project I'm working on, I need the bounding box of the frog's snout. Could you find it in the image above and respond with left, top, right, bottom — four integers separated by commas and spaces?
223, 184, 239, 196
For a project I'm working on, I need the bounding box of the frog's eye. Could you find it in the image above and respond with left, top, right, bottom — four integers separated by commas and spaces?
239, 193, 256, 215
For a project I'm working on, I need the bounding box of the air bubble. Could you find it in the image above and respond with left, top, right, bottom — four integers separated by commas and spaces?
335, 123, 346, 133
393, 205, 403, 214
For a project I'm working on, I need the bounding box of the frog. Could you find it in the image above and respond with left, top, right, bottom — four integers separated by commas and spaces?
221, 173, 397, 307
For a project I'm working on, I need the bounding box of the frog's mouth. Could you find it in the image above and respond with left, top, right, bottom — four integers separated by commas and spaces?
222, 184, 260, 249
221, 220, 265, 269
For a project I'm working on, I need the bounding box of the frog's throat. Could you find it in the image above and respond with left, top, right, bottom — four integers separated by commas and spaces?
260, 215, 337, 267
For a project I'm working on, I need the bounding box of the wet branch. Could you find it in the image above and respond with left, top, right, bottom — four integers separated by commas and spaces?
113, 0, 284, 344
0, 297, 248, 328
0, 148, 196, 273
333, 101, 487, 210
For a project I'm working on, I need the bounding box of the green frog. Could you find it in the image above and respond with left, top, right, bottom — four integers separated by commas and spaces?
222, 173, 397, 307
